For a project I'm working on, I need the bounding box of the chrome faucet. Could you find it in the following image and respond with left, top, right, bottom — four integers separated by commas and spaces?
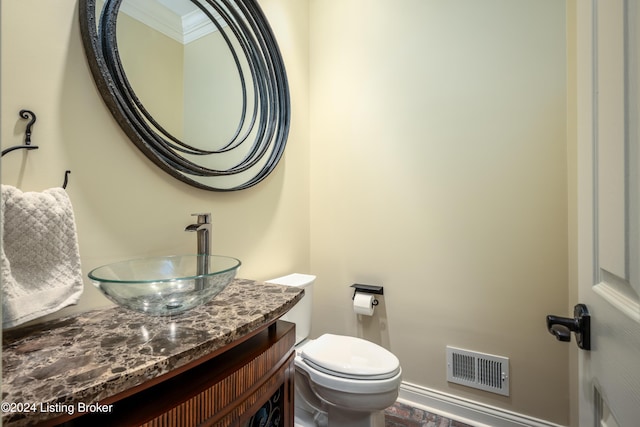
185, 213, 211, 257
185, 213, 212, 290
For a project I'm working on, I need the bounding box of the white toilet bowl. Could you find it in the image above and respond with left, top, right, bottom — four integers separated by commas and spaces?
293, 334, 402, 427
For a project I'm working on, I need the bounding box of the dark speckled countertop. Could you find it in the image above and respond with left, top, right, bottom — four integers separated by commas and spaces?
1, 278, 303, 426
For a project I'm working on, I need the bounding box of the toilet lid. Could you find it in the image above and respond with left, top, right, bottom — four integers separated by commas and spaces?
300, 334, 400, 379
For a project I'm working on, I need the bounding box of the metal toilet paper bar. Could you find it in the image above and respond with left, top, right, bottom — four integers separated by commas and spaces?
350, 283, 383, 306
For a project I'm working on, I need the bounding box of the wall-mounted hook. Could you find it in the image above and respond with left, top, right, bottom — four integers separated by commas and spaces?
1, 110, 40, 157
62, 170, 71, 189
20, 109, 37, 145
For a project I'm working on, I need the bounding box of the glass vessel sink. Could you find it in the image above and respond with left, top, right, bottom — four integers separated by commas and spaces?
88, 255, 241, 315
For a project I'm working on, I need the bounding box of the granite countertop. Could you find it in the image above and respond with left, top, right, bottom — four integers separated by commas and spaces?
1, 278, 303, 426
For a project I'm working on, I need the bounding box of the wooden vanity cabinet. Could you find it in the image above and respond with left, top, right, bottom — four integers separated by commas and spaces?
57, 320, 296, 427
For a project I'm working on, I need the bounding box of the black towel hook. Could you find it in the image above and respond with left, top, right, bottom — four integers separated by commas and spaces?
1, 110, 40, 157
20, 109, 37, 144
2, 109, 71, 189
62, 170, 71, 189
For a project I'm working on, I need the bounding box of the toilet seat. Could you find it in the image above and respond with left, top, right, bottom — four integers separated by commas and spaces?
302, 359, 399, 380
296, 334, 402, 394
296, 357, 402, 394
300, 334, 400, 379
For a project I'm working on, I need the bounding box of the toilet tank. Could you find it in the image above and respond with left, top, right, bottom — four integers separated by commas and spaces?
266, 273, 315, 344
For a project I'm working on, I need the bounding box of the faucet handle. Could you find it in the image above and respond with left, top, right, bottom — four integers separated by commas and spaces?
191, 213, 211, 224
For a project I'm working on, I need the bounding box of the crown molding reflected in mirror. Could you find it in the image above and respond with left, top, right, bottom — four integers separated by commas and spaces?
79, 0, 290, 191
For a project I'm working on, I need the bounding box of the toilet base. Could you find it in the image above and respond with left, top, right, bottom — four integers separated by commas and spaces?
293, 406, 385, 427
325, 408, 385, 427
293, 362, 395, 427
294, 407, 319, 427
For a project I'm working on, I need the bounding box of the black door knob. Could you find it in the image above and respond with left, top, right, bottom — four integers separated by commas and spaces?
546, 304, 590, 350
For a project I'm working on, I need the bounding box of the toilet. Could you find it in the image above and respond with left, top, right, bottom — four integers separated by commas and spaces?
266, 274, 402, 427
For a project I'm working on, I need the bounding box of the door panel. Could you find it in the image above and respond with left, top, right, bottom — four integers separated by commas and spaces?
596, 0, 627, 282
593, 0, 640, 321
577, 0, 640, 425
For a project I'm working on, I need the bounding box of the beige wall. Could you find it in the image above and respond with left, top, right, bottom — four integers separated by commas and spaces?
308, 0, 569, 424
2, 0, 572, 424
118, 12, 184, 139
184, 31, 244, 153
0, 0, 310, 318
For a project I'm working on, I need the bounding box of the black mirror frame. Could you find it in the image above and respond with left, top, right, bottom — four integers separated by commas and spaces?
79, 0, 290, 191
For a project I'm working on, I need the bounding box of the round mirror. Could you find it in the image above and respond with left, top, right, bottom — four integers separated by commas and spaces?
79, 0, 290, 191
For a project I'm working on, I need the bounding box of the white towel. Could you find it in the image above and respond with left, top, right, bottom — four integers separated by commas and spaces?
1, 185, 84, 328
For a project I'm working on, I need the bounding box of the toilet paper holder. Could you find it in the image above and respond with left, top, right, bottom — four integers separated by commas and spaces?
350, 284, 383, 306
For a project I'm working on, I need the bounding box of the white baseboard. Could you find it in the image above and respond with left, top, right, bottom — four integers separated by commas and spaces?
398, 382, 566, 427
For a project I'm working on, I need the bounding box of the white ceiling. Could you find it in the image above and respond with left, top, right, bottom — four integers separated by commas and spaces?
155, 0, 198, 18
120, 0, 222, 44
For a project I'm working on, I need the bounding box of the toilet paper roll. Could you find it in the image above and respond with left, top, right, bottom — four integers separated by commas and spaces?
353, 292, 375, 316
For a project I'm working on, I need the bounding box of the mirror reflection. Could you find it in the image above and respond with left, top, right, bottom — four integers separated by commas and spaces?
81, 0, 290, 191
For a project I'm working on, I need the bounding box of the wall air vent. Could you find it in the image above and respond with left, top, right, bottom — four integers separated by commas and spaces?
446, 346, 510, 396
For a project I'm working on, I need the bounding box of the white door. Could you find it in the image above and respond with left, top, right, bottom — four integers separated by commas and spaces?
576, 0, 640, 426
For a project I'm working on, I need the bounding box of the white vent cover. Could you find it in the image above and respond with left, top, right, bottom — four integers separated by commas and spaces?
446, 346, 510, 396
